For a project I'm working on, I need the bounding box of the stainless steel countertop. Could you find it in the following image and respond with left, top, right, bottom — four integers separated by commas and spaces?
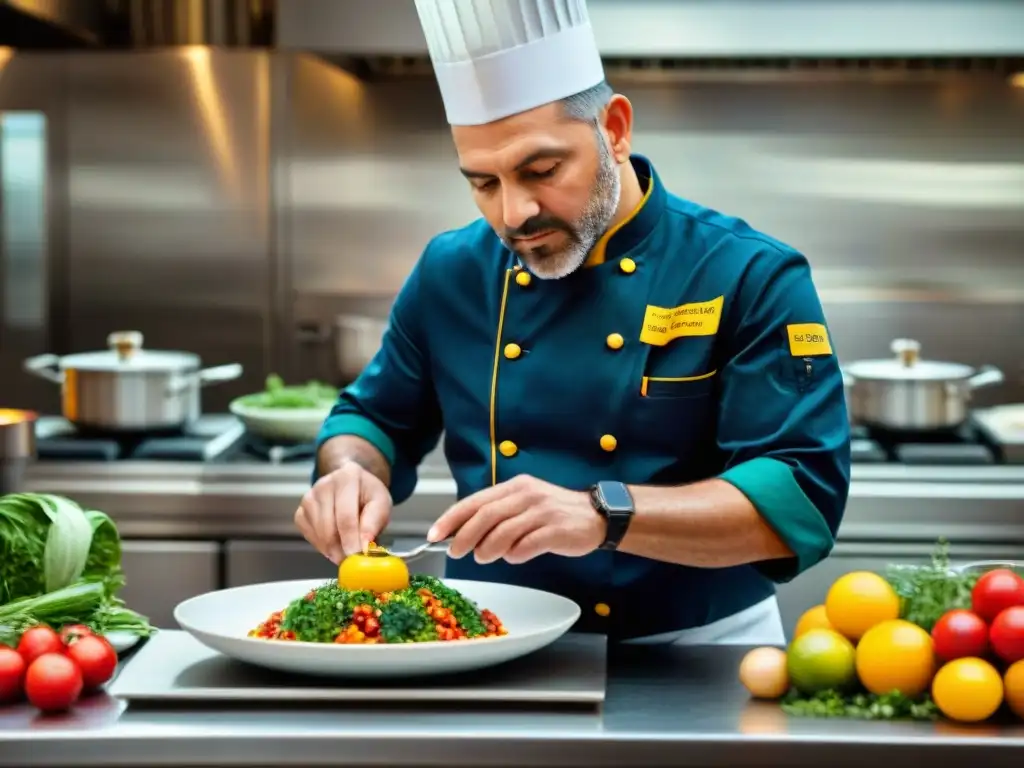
18, 459, 1024, 541
0, 643, 1021, 767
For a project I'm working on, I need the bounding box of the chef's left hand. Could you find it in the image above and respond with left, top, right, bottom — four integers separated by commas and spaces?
427, 475, 606, 564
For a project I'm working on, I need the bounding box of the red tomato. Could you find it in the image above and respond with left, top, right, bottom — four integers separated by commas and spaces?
972, 568, 1024, 623
0, 646, 27, 704
24, 653, 82, 713
16, 626, 64, 665
65, 634, 118, 689
990, 606, 1024, 665
931, 609, 990, 661
59, 624, 94, 646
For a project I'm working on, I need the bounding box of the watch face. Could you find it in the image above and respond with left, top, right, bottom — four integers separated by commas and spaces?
600, 482, 633, 511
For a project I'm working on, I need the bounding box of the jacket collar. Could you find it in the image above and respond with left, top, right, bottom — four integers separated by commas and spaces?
585, 153, 665, 267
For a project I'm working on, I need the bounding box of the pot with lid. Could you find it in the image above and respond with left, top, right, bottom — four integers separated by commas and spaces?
842, 338, 1004, 431
22, 331, 243, 432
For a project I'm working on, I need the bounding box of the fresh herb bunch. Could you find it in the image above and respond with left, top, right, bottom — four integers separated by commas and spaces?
782, 689, 939, 721
884, 537, 978, 632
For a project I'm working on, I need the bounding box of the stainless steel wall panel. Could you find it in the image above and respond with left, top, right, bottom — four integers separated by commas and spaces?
282, 70, 1024, 400
0, 51, 68, 413
63, 49, 272, 409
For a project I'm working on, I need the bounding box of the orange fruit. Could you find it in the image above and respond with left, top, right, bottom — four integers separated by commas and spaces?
932, 658, 1004, 723
786, 628, 857, 695
855, 619, 936, 698
824, 571, 900, 641
794, 605, 834, 638
1005, 659, 1024, 721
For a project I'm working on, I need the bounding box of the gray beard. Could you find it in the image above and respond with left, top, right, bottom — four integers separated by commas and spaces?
516, 132, 622, 280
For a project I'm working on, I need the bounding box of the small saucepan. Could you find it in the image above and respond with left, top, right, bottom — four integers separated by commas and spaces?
842, 338, 1003, 431
23, 331, 242, 432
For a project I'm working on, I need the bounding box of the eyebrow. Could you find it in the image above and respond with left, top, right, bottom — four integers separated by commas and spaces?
459, 147, 571, 180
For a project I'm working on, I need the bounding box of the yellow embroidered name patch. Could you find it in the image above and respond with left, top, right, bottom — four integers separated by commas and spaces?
639, 296, 724, 346
787, 323, 833, 356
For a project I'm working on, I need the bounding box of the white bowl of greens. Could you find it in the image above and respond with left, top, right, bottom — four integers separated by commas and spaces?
229, 374, 338, 444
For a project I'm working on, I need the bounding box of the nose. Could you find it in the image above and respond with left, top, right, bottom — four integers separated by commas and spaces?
502, 184, 541, 232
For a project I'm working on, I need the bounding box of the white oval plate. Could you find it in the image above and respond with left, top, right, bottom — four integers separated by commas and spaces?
174, 578, 581, 678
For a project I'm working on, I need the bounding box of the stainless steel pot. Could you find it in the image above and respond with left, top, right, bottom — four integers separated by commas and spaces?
22, 331, 243, 432
842, 338, 1004, 431
334, 315, 388, 384
0, 408, 37, 495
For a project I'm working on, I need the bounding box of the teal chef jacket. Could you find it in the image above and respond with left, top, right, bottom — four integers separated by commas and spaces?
315, 154, 852, 641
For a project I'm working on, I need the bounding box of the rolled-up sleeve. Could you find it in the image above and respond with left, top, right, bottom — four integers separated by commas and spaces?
716, 247, 851, 582
315, 252, 443, 505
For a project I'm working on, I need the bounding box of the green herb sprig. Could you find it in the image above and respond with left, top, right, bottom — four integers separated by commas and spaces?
883, 537, 978, 632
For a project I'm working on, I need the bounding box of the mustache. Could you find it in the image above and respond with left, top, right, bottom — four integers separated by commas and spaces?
505, 216, 574, 241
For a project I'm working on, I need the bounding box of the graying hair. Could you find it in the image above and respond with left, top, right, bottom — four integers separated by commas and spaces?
560, 80, 614, 124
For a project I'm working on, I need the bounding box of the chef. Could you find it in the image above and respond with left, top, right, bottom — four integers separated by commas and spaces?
295, 0, 851, 645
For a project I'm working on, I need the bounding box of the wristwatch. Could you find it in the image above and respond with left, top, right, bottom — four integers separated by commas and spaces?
589, 481, 635, 551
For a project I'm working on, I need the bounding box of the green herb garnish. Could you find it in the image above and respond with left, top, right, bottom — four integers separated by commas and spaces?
782, 688, 939, 721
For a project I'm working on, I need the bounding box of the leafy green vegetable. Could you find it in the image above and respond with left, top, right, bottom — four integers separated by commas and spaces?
782, 688, 938, 721
884, 537, 978, 632
43, 494, 94, 592
236, 374, 338, 410
0, 492, 154, 646
0, 493, 55, 603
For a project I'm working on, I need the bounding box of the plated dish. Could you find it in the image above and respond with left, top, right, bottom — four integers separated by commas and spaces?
248, 544, 506, 645
175, 565, 580, 678
250, 575, 506, 644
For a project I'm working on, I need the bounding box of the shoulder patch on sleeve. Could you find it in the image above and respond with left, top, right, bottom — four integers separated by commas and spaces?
787, 323, 832, 356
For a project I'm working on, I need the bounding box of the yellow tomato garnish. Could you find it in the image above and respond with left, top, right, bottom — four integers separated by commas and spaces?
337, 542, 410, 593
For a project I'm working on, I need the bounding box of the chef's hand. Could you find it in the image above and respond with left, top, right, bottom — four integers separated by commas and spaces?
294, 460, 392, 565
427, 475, 605, 564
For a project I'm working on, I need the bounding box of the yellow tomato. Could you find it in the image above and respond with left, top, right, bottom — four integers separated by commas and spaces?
932, 658, 1004, 723
855, 619, 936, 698
794, 605, 835, 638
824, 571, 900, 641
1003, 659, 1024, 721
337, 544, 410, 593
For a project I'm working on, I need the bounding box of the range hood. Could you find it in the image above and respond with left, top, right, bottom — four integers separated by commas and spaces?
277, 0, 1024, 59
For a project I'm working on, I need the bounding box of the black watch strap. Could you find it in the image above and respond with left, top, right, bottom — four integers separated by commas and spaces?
590, 481, 635, 552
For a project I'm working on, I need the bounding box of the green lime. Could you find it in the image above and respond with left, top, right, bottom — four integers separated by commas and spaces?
786, 628, 857, 695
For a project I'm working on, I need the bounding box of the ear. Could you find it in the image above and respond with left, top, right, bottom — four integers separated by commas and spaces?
601, 94, 634, 163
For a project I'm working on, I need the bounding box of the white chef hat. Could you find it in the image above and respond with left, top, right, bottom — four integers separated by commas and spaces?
413, 0, 606, 126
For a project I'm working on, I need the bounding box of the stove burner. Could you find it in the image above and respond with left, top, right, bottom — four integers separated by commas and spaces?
34, 415, 246, 462
851, 422, 1000, 465
243, 435, 316, 465
894, 443, 995, 465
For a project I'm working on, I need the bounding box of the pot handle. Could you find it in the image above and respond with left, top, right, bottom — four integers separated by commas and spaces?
968, 365, 1004, 390
197, 364, 243, 387
22, 354, 64, 384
